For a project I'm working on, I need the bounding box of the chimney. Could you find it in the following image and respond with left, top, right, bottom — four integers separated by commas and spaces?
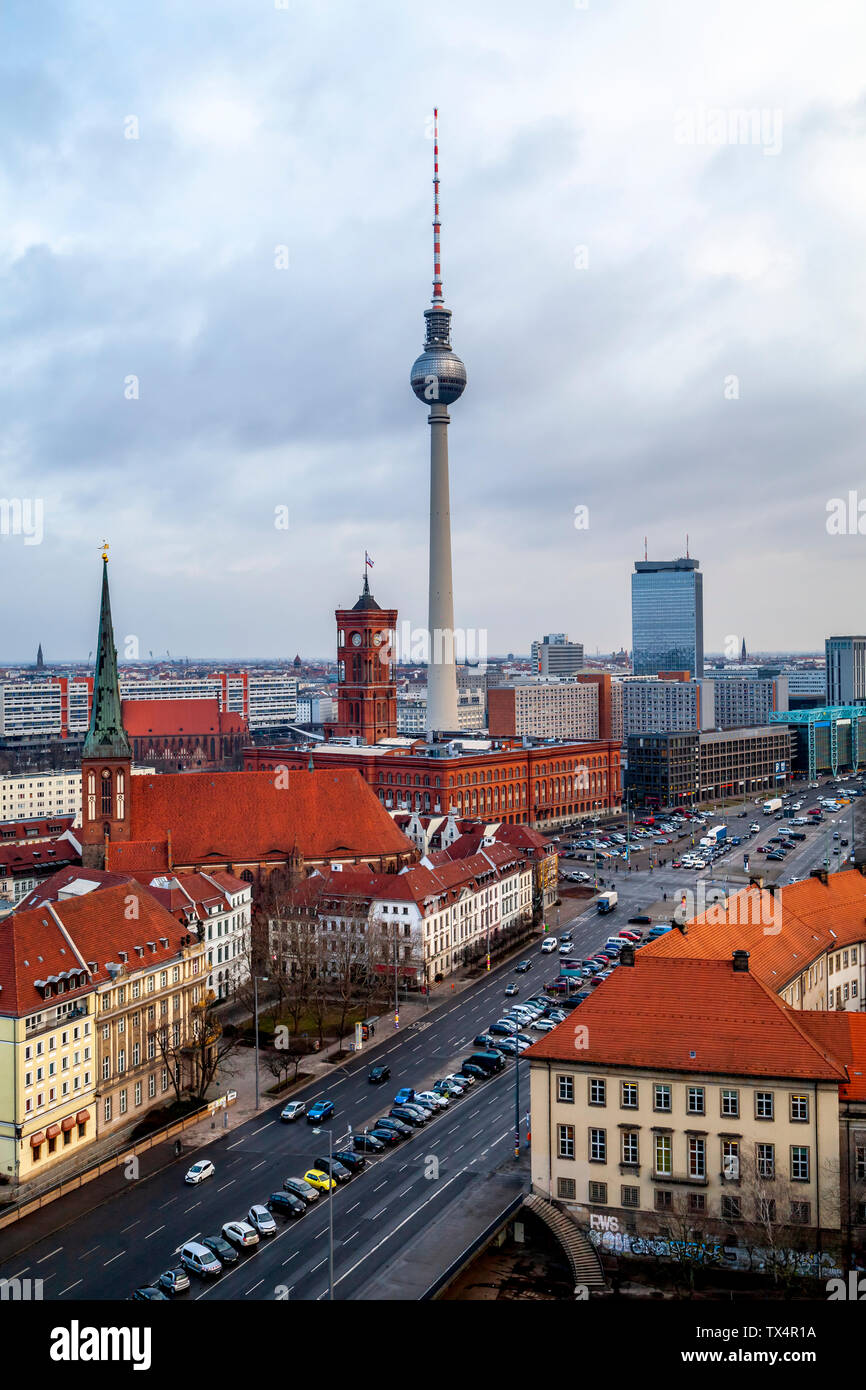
810, 868, 829, 886
619, 944, 635, 967
732, 950, 750, 973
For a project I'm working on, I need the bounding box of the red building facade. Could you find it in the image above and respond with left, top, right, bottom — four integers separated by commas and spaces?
245, 737, 621, 829
326, 574, 397, 743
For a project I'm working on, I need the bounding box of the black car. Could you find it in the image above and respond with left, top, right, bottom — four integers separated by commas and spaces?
201, 1234, 239, 1265
474, 1032, 497, 1048
131, 1286, 169, 1301
368, 1126, 402, 1146
368, 1064, 391, 1084
459, 1063, 487, 1081
313, 1155, 352, 1182
268, 1190, 306, 1218
375, 1115, 412, 1136
389, 1106, 425, 1128
628, 915, 652, 926
514, 960, 532, 973
353, 1131, 386, 1153
333, 1149, 367, 1173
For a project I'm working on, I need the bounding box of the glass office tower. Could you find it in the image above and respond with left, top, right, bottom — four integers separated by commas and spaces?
631, 557, 704, 678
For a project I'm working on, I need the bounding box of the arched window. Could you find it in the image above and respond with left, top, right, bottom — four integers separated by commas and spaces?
101, 769, 112, 817
116, 769, 125, 820
87, 770, 96, 820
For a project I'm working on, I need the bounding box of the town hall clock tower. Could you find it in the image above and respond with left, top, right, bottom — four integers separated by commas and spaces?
328, 572, 398, 744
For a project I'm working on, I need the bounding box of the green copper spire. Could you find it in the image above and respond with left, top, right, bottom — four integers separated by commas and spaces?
83, 552, 131, 758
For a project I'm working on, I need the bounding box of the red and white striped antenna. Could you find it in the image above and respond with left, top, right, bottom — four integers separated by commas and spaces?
432, 107, 443, 303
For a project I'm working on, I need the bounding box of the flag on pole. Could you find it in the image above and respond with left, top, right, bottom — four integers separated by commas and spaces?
365, 551, 374, 568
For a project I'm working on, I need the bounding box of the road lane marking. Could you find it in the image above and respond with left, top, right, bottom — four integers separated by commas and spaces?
58, 1280, 82, 1296
227, 1138, 246, 1149
159, 1196, 178, 1208
103, 1251, 125, 1266
346, 1202, 360, 1213
334, 1172, 463, 1289
79, 1246, 101, 1260
37, 1248, 61, 1264
251, 1160, 266, 1172
245, 1280, 264, 1295
184, 1202, 200, 1213
373, 1180, 387, 1191
251, 1123, 271, 1136
281, 1253, 298, 1266
217, 1180, 235, 1191
144, 1226, 165, 1240
343, 1230, 359, 1244
311, 1258, 327, 1273
120, 1221, 140, 1234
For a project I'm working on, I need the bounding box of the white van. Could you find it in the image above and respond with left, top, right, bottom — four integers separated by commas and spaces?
180, 1241, 222, 1277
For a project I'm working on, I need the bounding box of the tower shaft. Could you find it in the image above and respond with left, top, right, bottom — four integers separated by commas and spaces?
427, 403, 459, 734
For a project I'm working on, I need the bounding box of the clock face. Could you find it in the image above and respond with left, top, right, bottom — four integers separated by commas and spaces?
350, 632, 362, 647
372, 631, 383, 647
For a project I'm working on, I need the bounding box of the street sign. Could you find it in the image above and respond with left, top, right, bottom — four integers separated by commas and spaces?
743, 854, 750, 872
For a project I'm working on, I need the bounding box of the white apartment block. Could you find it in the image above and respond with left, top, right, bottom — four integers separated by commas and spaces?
711, 676, 788, 729
397, 690, 485, 736
507, 680, 599, 740
618, 677, 715, 738
0, 765, 154, 828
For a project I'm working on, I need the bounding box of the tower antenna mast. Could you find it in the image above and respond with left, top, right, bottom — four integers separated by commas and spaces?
432, 107, 442, 304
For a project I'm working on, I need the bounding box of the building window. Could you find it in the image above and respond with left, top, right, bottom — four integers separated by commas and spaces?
557, 1074, 574, 1104
104, 1096, 112, 1123
756, 1197, 777, 1224
119, 1088, 128, 1115
589, 1128, 607, 1162
686, 1086, 705, 1115
655, 1190, 672, 1211
756, 1143, 775, 1179
722, 1195, 742, 1221
558, 1124, 575, 1159
134, 1081, 142, 1107
654, 1134, 672, 1176
653, 1084, 671, 1112
589, 1078, 606, 1107
790, 1146, 810, 1182
557, 1177, 576, 1200
688, 1192, 706, 1213
755, 1091, 774, 1120
856, 1145, 866, 1182
790, 1094, 809, 1123
621, 1131, 639, 1165
720, 1088, 739, 1118
688, 1136, 706, 1179
588, 1181, 608, 1205
621, 1081, 638, 1109
790, 1201, 811, 1225
621, 1185, 639, 1208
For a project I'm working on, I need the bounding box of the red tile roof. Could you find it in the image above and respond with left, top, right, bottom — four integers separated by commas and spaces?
524, 954, 849, 1082
643, 869, 866, 990
105, 769, 413, 872
0, 816, 76, 842
0, 839, 80, 874
0, 882, 194, 1016
122, 698, 247, 737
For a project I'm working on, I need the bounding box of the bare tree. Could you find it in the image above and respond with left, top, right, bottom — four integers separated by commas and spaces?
185, 990, 243, 1102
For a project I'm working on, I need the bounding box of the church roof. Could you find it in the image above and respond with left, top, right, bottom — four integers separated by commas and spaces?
83, 557, 131, 760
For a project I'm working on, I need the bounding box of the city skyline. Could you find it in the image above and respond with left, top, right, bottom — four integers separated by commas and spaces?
3, 1, 866, 663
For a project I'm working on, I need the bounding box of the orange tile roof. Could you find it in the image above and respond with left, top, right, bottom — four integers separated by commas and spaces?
794, 1012, 866, 1101
524, 955, 849, 1082
105, 769, 412, 872
643, 868, 866, 991
0, 882, 194, 1016
122, 698, 247, 737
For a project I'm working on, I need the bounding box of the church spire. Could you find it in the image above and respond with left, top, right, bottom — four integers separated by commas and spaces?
83, 548, 131, 758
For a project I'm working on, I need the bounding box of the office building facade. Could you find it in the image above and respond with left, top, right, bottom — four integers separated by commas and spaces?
632, 557, 704, 678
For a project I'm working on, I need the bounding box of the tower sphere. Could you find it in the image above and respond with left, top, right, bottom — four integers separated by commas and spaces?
410, 345, 467, 406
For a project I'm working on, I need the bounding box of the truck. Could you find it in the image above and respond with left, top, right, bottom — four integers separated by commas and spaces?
596, 890, 618, 914
763, 798, 783, 814
699, 825, 727, 848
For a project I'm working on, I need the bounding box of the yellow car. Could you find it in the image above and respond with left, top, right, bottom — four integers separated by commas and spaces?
303, 1168, 337, 1193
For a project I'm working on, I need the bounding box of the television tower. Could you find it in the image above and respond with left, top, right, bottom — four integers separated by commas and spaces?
410, 109, 467, 736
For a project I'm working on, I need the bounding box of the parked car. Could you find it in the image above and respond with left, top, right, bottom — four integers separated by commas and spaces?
394, 1087, 416, 1107
221, 1220, 260, 1249
303, 1169, 337, 1193
446, 1069, 474, 1088
416, 1089, 449, 1110
307, 1101, 335, 1124
283, 1176, 320, 1203
247, 1204, 278, 1236
435, 1077, 465, 1097
459, 1062, 487, 1081
333, 1149, 368, 1172
280, 1100, 307, 1122
200, 1235, 238, 1267
368, 1126, 402, 1146
313, 1156, 352, 1183
184, 1158, 215, 1185
375, 1116, 412, 1137
131, 1286, 170, 1301
390, 1106, 426, 1127
368, 1064, 390, 1084
352, 1132, 386, 1153
156, 1267, 190, 1296
530, 1018, 555, 1032
267, 1190, 306, 1218
474, 1032, 498, 1048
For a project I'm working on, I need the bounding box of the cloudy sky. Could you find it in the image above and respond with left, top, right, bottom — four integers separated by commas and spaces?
2, 0, 865, 662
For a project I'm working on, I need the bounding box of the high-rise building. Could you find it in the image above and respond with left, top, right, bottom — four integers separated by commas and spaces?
530, 633, 569, 667
329, 573, 397, 743
631, 556, 704, 678
618, 675, 714, 737
537, 640, 585, 678
410, 110, 467, 736
825, 637, 866, 706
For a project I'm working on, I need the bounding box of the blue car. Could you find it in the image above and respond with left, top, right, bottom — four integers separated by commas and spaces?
307, 1100, 335, 1124
394, 1088, 416, 1107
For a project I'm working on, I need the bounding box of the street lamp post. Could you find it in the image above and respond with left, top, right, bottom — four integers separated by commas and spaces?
311, 1124, 340, 1300
513, 1048, 520, 1159
253, 973, 269, 1111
